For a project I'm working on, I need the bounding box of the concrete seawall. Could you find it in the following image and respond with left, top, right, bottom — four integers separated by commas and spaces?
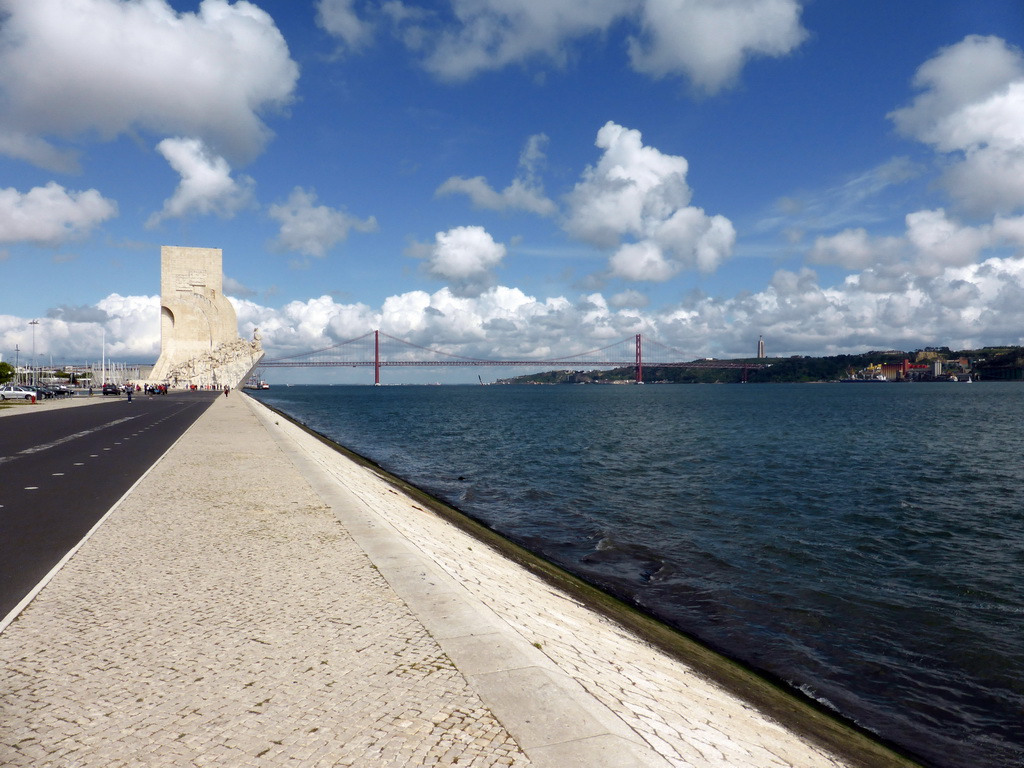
0, 393, 918, 767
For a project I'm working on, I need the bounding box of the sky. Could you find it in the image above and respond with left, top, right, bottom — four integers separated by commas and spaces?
1, 0, 1024, 383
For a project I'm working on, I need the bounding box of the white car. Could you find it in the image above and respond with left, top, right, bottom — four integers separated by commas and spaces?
0, 384, 38, 400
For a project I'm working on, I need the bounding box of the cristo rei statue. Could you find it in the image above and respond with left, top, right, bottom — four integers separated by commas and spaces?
146, 246, 263, 389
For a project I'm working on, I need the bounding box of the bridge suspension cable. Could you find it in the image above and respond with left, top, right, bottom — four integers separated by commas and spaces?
261, 330, 767, 384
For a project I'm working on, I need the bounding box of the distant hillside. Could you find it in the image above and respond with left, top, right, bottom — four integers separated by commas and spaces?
495, 346, 1024, 384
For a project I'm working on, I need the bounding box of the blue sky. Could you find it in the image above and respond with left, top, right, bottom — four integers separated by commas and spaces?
2, 0, 1024, 382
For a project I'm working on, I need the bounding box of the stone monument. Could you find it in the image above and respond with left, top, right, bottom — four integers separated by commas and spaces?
148, 246, 263, 389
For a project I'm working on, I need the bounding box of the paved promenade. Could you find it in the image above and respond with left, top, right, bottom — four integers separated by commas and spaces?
0, 394, 905, 767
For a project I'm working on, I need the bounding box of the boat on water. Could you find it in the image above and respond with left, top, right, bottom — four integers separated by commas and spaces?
243, 376, 270, 390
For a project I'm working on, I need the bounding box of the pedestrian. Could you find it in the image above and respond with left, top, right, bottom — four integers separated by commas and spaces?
126, 386, 132, 403
223, 385, 230, 397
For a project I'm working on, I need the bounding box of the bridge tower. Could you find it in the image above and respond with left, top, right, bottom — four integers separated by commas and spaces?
635, 334, 643, 384
374, 330, 380, 385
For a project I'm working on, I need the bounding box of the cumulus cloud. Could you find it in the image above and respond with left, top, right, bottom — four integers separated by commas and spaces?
889, 35, 1024, 216
398, 0, 630, 81
802, 36, 1024, 336
268, 187, 378, 259
0, 293, 158, 364
610, 289, 649, 308
0, 182, 117, 245
628, 0, 807, 92
234, 285, 653, 365
223, 276, 257, 299
95, 293, 161, 358
46, 304, 111, 324
316, 0, 374, 51
419, 225, 507, 297
346, 0, 805, 90
810, 228, 903, 271
811, 208, 1020, 281
0, 0, 298, 169
9, 231, 1024, 375
146, 138, 255, 228
565, 121, 735, 281
216, 241, 1024, 363
904, 209, 991, 273
437, 134, 556, 215
0, 131, 79, 174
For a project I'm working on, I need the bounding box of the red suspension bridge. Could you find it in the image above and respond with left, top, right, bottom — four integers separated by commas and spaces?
261, 330, 768, 384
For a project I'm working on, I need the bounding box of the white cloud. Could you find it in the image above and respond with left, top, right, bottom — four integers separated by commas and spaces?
228, 243, 1024, 362
421, 225, 507, 297
316, 0, 374, 51
95, 293, 161, 358
365, 0, 805, 90
812, 208, 1012, 280
268, 187, 378, 258
436, 134, 556, 215
905, 209, 990, 273
10, 230, 1024, 374
405, 0, 631, 81
610, 289, 649, 308
810, 228, 903, 271
0, 294, 158, 364
802, 31, 1024, 343
147, 138, 255, 228
0, 131, 80, 174
223, 276, 257, 299
628, 0, 807, 92
608, 241, 675, 281
565, 121, 734, 280
0, 182, 117, 245
0, 0, 298, 168
889, 35, 1024, 216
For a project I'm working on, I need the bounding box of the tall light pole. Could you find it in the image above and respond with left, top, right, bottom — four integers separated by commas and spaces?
29, 319, 39, 386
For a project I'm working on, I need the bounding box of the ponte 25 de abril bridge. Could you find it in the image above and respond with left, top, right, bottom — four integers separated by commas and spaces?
260, 330, 768, 384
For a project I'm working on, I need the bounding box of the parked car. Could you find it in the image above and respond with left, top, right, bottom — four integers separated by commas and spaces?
102, 384, 120, 395
0, 384, 38, 400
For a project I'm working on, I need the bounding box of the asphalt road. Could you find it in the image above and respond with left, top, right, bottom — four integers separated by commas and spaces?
0, 392, 219, 619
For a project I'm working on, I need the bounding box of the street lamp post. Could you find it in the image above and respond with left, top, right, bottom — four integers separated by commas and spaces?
29, 319, 39, 386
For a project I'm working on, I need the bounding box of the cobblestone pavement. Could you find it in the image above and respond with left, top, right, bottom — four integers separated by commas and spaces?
0, 395, 529, 767
252, 399, 855, 768
0, 393, 866, 768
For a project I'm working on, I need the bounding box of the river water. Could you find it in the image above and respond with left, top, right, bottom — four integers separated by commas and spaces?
251, 382, 1023, 768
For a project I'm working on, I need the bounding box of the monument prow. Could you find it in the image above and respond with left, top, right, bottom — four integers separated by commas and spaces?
148, 246, 263, 389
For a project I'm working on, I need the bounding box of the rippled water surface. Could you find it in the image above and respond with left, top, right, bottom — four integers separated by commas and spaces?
253, 383, 1024, 768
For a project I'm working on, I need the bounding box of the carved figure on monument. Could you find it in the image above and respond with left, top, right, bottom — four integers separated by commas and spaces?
147, 246, 263, 389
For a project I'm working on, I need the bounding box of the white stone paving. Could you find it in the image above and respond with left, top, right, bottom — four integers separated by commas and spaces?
1, 395, 527, 767
246, 396, 854, 768
0, 392, 862, 767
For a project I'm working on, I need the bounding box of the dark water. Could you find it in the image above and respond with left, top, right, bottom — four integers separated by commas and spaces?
252, 383, 1024, 768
